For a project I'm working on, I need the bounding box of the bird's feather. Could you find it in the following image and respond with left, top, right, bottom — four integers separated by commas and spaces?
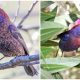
8, 24, 29, 55
8, 24, 37, 76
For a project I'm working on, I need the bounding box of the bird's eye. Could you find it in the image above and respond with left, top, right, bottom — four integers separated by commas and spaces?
62, 34, 70, 41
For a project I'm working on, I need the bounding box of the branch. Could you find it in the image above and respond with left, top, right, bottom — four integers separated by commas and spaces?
13, 0, 20, 23
17, 1, 38, 29
0, 54, 39, 70
19, 26, 39, 30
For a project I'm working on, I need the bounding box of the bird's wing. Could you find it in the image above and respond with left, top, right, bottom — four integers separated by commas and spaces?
8, 24, 38, 76
8, 24, 29, 55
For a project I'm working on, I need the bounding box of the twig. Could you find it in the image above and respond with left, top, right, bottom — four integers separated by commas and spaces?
13, 0, 20, 23
17, 1, 38, 28
0, 54, 39, 70
21, 26, 39, 30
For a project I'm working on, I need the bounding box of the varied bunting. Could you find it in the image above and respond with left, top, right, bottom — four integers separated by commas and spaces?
0, 8, 37, 76
58, 19, 80, 55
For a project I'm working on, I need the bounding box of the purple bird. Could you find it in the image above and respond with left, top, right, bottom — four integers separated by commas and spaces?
59, 19, 80, 55
0, 8, 37, 76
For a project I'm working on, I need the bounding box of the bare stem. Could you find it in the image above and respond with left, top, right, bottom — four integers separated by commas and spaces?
13, 0, 20, 23
17, 1, 38, 28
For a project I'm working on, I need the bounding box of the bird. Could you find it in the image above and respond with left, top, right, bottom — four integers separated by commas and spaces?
0, 8, 37, 76
58, 19, 80, 56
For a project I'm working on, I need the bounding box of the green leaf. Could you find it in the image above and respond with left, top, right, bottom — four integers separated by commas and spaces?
41, 7, 57, 21
41, 21, 67, 43
52, 72, 63, 79
41, 69, 63, 79
41, 69, 55, 79
41, 1, 53, 9
41, 57, 80, 73
41, 40, 59, 46
41, 46, 54, 58
75, 63, 80, 68
41, 46, 53, 55
41, 64, 68, 71
69, 13, 78, 22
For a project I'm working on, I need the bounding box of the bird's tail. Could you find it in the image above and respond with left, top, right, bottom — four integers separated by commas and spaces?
23, 46, 38, 76
24, 65, 38, 76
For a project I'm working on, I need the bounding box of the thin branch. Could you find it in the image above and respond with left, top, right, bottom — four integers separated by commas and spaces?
17, 1, 38, 28
0, 54, 39, 70
19, 26, 39, 30
13, 0, 20, 23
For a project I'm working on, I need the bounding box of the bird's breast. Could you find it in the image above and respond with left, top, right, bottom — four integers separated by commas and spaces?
71, 37, 80, 46
59, 39, 79, 51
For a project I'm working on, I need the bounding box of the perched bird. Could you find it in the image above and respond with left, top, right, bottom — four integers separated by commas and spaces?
58, 19, 80, 56
0, 8, 37, 76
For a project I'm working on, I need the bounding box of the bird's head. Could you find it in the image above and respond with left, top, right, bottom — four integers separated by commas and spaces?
58, 31, 70, 41
0, 8, 10, 24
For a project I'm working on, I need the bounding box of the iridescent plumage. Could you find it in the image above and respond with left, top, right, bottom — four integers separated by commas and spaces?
59, 19, 80, 52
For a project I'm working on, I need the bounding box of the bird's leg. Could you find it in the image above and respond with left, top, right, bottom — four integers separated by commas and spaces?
76, 49, 78, 53
61, 50, 64, 57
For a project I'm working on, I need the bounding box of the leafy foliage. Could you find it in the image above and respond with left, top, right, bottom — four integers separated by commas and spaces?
69, 13, 78, 22
41, 1, 53, 9
41, 69, 63, 79
41, 7, 57, 21
41, 57, 80, 73
41, 21, 67, 43
41, 1, 80, 79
